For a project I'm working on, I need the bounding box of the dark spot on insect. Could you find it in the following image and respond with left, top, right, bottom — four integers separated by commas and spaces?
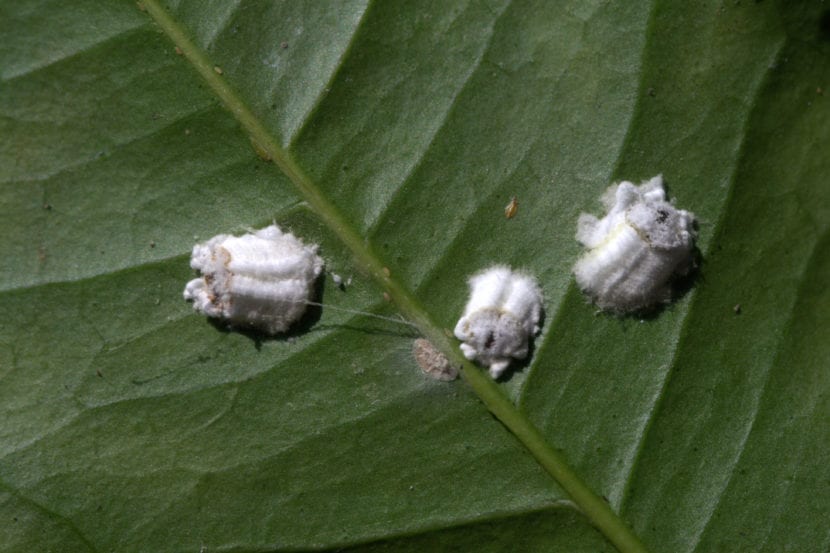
656, 209, 669, 223
149, 241, 156, 248
483, 331, 495, 350
43, 203, 51, 210
733, 304, 741, 314
96, 369, 103, 378
647, 87, 656, 97
280, 41, 289, 49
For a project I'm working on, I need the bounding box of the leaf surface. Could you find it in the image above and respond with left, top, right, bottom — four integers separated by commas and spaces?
1, 1, 828, 552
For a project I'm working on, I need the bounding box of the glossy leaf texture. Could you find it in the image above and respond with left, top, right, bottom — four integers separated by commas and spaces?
1, 1, 828, 552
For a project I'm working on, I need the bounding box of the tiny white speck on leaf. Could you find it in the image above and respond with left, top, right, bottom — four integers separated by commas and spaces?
183, 224, 323, 334
574, 175, 697, 313
454, 266, 543, 379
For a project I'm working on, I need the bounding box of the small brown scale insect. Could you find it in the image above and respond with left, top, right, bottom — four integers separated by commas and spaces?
504, 196, 518, 219
412, 339, 458, 381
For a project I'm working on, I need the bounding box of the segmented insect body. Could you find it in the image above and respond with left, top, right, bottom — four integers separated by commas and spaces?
454, 266, 543, 378
574, 175, 697, 313
183, 225, 323, 334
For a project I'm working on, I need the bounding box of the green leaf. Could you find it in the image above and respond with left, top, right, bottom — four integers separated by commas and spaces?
1, 1, 828, 552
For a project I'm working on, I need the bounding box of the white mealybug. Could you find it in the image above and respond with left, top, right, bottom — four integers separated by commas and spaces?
454, 266, 543, 379
183, 224, 324, 334
574, 175, 697, 313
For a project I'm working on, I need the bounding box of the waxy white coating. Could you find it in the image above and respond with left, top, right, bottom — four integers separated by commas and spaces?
454, 266, 543, 378
183, 225, 323, 334
574, 175, 696, 313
